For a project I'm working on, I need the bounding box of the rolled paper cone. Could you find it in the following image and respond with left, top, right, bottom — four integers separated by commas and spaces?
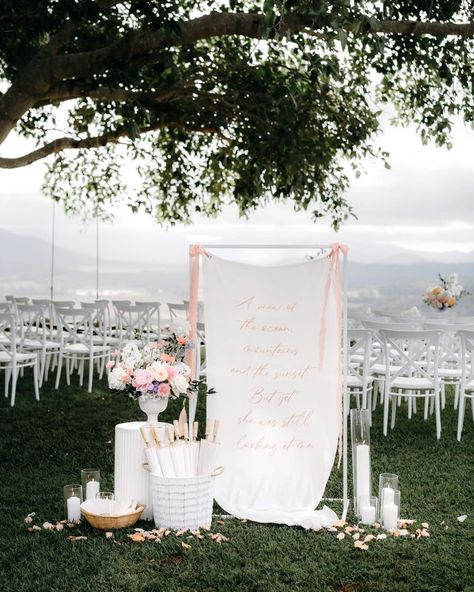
183, 423, 189, 442
156, 446, 175, 478
166, 426, 175, 446
197, 439, 219, 476
140, 426, 152, 446
151, 427, 162, 448
205, 419, 214, 440
173, 420, 181, 439
189, 440, 200, 475
213, 420, 220, 443
193, 421, 199, 441
145, 446, 163, 476
169, 444, 187, 477
182, 442, 192, 477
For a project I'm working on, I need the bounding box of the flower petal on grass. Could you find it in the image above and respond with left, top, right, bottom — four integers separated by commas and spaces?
457, 515, 467, 523
67, 536, 87, 541
181, 542, 191, 550
336, 533, 345, 540
129, 532, 145, 543
28, 525, 42, 532
105, 532, 114, 539
376, 533, 387, 540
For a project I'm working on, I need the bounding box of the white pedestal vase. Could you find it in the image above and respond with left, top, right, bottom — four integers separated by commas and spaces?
138, 395, 169, 427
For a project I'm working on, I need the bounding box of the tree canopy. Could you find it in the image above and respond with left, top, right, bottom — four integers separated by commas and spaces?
0, 1, 473, 227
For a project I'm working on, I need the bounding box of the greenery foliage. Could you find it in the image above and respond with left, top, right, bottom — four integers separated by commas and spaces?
0, 1, 473, 227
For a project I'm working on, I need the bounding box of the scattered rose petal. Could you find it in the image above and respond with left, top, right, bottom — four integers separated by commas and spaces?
421, 522, 429, 528
363, 535, 376, 543
105, 532, 114, 539
398, 529, 409, 537
67, 536, 87, 541
336, 532, 345, 540
28, 525, 41, 532
201, 525, 211, 531
217, 520, 225, 525
376, 533, 387, 540
327, 527, 337, 532
129, 532, 145, 543
457, 515, 467, 523
352, 533, 360, 540
240, 519, 247, 523
134, 528, 145, 532
55, 523, 64, 532
334, 519, 347, 528
211, 532, 229, 544
164, 530, 171, 536
24, 516, 33, 524
181, 542, 191, 550
154, 537, 161, 543
42, 522, 54, 531
353, 540, 363, 548
344, 526, 354, 534
360, 544, 369, 551
399, 519, 415, 527
373, 522, 381, 529
176, 529, 187, 536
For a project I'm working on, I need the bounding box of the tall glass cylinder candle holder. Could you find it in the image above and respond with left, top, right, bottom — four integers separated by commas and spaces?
81, 468, 100, 501
64, 484, 82, 522
350, 409, 371, 517
378, 473, 399, 523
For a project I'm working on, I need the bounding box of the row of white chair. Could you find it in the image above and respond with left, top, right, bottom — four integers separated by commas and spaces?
347, 324, 474, 441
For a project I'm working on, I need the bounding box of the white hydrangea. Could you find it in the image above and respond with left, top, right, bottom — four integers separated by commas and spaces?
121, 342, 141, 367
171, 374, 189, 395
108, 366, 128, 390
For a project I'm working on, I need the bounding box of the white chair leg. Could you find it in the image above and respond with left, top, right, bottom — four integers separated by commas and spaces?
33, 362, 40, 401
383, 389, 390, 436
454, 383, 460, 409
408, 397, 412, 419
10, 367, 18, 407
457, 392, 465, 441
391, 394, 397, 430
55, 353, 63, 389
66, 358, 71, 386
88, 359, 93, 393
423, 396, 429, 420
434, 392, 441, 440
4, 368, 10, 398
441, 383, 446, 410
79, 359, 84, 386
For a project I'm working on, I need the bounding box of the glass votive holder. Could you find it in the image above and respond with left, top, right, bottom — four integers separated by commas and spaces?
64, 484, 82, 523
381, 489, 400, 531
96, 491, 115, 516
81, 468, 100, 501
359, 495, 378, 525
378, 473, 399, 521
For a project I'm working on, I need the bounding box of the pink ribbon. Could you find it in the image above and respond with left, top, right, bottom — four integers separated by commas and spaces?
318, 243, 348, 467
186, 245, 209, 379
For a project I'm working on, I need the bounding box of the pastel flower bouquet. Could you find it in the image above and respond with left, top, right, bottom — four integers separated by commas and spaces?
107, 333, 197, 401
423, 273, 469, 311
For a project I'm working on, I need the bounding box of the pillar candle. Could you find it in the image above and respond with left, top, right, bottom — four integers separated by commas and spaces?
355, 444, 371, 507
67, 496, 81, 522
361, 504, 376, 525
86, 479, 100, 500
383, 503, 398, 530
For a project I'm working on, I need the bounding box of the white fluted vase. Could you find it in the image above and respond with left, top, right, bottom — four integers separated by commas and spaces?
138, 395, 169, 427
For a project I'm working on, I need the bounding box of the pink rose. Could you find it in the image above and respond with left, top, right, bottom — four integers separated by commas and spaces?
166, 366, 177, 379
132, 369, 154, 393
158, 383, 171, 397
106, 360, 115, 369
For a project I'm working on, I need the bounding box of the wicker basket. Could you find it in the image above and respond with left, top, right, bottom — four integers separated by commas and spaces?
150, 467, 223, 531
81, 505, 145, 529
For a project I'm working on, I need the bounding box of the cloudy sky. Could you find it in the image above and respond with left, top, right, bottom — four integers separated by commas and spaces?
1, 111, 473, 266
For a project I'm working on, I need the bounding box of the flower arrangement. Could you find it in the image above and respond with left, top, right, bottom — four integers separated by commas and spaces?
423, 273, 469, 310
107, 333, 197, 400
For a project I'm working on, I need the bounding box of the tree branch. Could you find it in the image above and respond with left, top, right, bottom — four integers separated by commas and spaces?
0, 122, 225, 168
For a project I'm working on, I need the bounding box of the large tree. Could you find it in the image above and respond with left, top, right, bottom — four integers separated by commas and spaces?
0, 1, 473, 227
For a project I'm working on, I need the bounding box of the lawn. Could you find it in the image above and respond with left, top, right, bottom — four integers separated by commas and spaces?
0, 372, 473, 592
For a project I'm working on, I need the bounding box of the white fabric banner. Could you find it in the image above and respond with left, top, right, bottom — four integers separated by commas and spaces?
204, 253, 340, 529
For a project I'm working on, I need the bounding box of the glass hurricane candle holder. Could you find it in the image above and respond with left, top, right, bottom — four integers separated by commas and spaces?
64, 484, 82, 523
359, 495, 378, 525
378, 473, 399, 522
350, 409, 371, 516
381, 489, 400, 531
81, 468, 100, 501
96, 491, 115, 516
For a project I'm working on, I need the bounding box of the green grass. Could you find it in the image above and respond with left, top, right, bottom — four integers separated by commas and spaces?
0, 372, 473, 592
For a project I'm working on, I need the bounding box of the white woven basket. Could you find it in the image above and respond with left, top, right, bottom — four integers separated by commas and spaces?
150, 467, 223, 531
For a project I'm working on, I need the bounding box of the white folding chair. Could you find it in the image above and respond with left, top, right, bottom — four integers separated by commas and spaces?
134, 301, 162, 341
115, 303, 158, 350
346, 329, 374, 421
167, 302, 188, 331
380, 329, 442, 439
456, 330, 474, 441
17, 304, 61, 386
0, 312, 40, 406
54, 308, 110, 392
